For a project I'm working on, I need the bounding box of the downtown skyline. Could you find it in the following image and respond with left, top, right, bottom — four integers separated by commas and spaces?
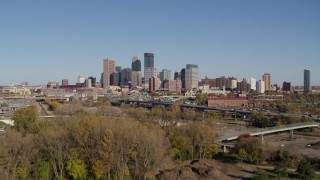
0, 0, 319, 86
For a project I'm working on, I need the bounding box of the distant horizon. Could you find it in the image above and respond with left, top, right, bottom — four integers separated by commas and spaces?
1, 1, 319, 86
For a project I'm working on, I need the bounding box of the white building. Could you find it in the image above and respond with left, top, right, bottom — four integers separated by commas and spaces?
185, 64, 199, 90
77, 75, 85, 84
249, 78, 256, 91
231, 80, 237, 89
256, 80, 265, 94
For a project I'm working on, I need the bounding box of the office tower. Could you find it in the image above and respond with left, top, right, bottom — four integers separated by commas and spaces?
159, 69, 171, 81
88, 77, 96, 87
304, 69, 311, 92
256, 80, 265, 94
149, 77, 160, 92
110, 72, 120, 86
185, 64, 199, 90
174, 71, 179, 80
116, 66, 122, 73
77, 75, 85, 84
180, 68, 186, 89
262, 73, 271, 91
144, 53, 156, 85
85, 79, 92, 88
62, 79, 68, 87
249, 78, 257, 91
131, 56, 142, 87
103, 58, 115, 88
121, 68, 132, 85
144, 53, 154, 68
283, 81, 291, 92
231, 80, 237, 89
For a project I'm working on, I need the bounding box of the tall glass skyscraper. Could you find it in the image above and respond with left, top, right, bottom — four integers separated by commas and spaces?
131, 55, 142, 87
144, 53, 154, 68
144, 53, 156, 85
185, 64, 199, 91
304, 69, 311, 92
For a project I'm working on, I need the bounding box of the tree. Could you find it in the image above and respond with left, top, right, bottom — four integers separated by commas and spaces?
237, 149, 247, 164
66, 149, 87, 180
296, 158, 315, 180
92, 160, 107, 179
273, 162, 288, 179
12, 105, 38, 135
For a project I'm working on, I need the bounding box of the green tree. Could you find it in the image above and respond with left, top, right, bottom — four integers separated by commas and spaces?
34, 158, 52, 180
66, 149, 87, 180
273, 162, 288, 179
237, 148, 247, 164
296, 158, 315, 180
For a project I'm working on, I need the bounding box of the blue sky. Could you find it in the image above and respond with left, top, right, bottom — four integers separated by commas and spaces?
0, 0, 319, 86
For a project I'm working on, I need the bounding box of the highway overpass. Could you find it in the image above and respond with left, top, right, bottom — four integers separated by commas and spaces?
221, 122, 320, 142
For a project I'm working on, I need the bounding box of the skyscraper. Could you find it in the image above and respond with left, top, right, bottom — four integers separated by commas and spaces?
304, 69, 311, 92
131, 56, 142, 87
185, 64, 199, 91
144, 53, 154, 68
103, 58, 115, 88
144, 53, 156, 85
262, 73, 271, 91
159, 69, 171, 81
256, 80, 265, 94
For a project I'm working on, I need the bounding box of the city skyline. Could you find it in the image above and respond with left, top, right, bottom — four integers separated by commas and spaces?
0, 1, 319, 85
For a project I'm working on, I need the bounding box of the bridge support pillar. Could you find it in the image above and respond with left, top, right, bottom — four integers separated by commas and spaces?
261, 134, 264, 144
290, 129, 294, 139
223, 145, 227, 153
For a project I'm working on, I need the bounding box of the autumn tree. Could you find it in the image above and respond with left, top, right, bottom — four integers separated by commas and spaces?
12, 105, 38, 135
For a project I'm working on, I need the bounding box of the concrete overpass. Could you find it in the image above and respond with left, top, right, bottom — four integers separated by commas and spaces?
222, 122, 320, 142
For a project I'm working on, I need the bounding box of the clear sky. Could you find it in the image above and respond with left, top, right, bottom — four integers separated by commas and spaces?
0, 0, 319, 86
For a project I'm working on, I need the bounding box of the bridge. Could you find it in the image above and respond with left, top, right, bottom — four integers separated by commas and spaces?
221, 122, 320, 142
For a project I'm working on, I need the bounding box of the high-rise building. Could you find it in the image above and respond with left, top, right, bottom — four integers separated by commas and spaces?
110, 72, 120, 86
174, 71, 179, 80
262, 73, 271, 91
149, 77, 160, 92
116, 66, 122, 73
132, 56, 141, 71
85, 79, 92, 88
121, 68, 132, 85
103, 58, 115, 88
62, 79, 68, 87
159, 69, 171, 82
144, 53, 155, 85
144, 67, 157, 85
256, 80, 265, 94
180, 68, 186, 89
77, 75, 85, 84
304, 69, 311, 92
88, 77, 96, 87
144, 53, 154, 68
131, 56, 142, 87
249, 78, 257, 91
185, 64, 199, 90
283, 81, 291, 92
231, 80, 237, 89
